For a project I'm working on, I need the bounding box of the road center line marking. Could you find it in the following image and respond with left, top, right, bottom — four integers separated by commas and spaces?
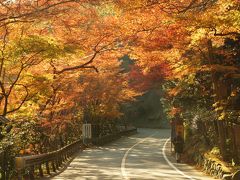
162, 138, 195, 180
121, 132, 157, 180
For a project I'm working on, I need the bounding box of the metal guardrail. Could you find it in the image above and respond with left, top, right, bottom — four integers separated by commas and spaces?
15, 127, 137, 179
92, 128, 137, 145
119, 127, 137, 136
15, 139, 83, 179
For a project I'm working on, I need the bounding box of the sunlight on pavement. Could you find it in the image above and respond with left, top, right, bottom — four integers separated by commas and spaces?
52, 129, 216, 180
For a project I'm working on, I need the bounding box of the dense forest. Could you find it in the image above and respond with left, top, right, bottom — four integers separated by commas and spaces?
0, 0, 239, 178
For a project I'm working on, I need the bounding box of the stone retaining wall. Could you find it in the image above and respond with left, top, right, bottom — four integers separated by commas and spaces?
194, 153, 239, 180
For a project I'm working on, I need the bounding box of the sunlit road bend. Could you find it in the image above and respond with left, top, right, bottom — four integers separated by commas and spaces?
52, 128, 215, 180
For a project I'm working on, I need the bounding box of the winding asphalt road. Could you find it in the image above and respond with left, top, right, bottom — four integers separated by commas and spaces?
52, 128, 215, 180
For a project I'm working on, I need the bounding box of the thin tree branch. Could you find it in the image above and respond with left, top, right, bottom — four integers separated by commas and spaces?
7, 65, 24, 96
0, 0, 80, 23
212, 28, 240, 37
6, 84, 30, 114
56, 36, 113, 74
82, 65, 99, 72
0, 0, 84, 28
0, 26, 8, 78
56, 50, 99, 74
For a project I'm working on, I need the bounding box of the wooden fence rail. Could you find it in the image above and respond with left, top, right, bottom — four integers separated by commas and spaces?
15, 139, 82, 180
15, 127, 137, 179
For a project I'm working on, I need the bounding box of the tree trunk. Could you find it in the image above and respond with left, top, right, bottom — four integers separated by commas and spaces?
207, 40, 229, 160
217, 121, 228, 160
2, 95, 8, 117
230, 122, 239, 164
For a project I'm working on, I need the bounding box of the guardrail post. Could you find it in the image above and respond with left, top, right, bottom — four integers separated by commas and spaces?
59, 153, 63, 165
16, 157, 25, 180
17, 170, 22, 180
56, 153, 60, 168
57, 155, 61, 168
56, 159, 59, 170
46, 162, 50, 175
29, 166, 35, 179
63, 151, 66, 161
51, 161, 56, 172
38, 164, 43, 177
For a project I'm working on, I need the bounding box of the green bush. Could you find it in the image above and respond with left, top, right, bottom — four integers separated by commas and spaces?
210, 146, 221, 156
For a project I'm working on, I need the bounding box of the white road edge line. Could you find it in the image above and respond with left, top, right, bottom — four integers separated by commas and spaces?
121, 133, 157, 180
162, 138, 195, 180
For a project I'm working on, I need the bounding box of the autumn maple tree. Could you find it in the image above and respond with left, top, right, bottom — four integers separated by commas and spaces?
0, 0, 239, 177
115, 0, 240, 163
0, 0, 139, 155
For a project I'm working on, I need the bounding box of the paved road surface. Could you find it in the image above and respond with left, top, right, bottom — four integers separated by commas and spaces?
52, 128, 215, 180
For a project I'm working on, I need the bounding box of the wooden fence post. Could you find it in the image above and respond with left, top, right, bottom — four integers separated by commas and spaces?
46, 162, 50, 175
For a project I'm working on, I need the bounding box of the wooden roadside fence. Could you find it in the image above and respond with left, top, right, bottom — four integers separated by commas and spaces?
15, 127, 137, 179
